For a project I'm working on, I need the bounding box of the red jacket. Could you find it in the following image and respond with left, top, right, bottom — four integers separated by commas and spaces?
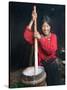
24, 26, 58, 65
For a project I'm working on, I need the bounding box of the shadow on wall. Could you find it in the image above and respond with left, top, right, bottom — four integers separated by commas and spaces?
10, 40, 32, 71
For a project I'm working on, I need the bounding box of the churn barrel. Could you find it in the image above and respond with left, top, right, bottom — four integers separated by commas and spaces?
21, 66, 47, 87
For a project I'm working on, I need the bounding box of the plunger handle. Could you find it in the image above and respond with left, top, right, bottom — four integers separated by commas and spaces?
33, 6, 38, 74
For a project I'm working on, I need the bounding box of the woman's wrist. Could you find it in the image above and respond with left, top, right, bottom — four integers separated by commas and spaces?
30, 19, 33, 25
28, 19, 33, 30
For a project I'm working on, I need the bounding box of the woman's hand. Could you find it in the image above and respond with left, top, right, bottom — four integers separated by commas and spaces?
32, 10, 37, 21
34, 31, 41, 39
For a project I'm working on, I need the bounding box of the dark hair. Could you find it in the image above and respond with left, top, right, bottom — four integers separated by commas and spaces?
42, 15, 53, 28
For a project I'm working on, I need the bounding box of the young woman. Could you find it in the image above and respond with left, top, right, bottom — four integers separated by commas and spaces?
23, 7, 61, 86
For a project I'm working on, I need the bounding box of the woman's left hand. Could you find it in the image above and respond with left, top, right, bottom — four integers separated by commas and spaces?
34, 31, 41, 39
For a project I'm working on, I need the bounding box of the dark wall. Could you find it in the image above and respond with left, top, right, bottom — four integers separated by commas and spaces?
9, 2, 65, 71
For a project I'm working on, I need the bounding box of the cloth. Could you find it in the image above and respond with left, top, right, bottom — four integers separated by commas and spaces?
23, 26, 58, 65
41, 59, 61, 85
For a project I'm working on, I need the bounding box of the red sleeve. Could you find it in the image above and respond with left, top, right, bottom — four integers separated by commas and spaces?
24, 26, 33, 44
38, 33, 57, 55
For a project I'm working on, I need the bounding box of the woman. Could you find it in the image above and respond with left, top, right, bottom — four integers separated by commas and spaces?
23, 7, 61, 86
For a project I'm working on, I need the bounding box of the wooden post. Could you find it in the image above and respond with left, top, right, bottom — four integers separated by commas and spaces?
33, 6, 38, 74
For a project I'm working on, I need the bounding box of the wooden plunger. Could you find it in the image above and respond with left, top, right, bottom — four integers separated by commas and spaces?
33, 6, 38, 74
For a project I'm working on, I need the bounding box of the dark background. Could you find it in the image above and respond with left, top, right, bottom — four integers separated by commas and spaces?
9, 2, 65, 71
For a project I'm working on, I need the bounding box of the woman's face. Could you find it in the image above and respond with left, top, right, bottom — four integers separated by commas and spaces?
42, 22, 51, 36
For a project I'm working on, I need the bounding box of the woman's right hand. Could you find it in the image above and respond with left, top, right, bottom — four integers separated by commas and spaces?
27, 6, 37, 30
32, 9, 37, 21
